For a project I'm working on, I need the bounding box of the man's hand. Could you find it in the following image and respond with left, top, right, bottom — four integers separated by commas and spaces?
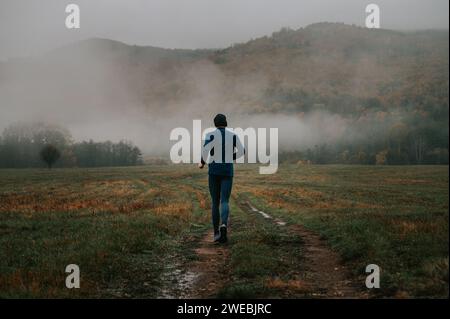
198, 163, 205, 169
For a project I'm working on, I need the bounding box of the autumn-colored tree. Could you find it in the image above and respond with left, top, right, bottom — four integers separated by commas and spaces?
376, 150, 388, 165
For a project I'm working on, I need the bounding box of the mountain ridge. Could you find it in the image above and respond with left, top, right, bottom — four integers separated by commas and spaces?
0, 22, 448, 163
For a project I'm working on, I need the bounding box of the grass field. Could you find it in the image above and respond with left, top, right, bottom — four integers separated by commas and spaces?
0, 164, 448, 298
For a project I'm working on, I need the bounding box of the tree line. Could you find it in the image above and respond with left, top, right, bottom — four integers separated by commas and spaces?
0, 122, 143, 168
270, 86, 449, 165
280, 121, 448, 166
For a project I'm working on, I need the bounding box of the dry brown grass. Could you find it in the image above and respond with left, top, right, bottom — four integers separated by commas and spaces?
384, 178, 431, 185
153, 202, 193, 219
388, 219, 443, 239
265, 277, 312, 293
0, 178, 169, 215
238, 185, 379, 211
0, 269, 98, 298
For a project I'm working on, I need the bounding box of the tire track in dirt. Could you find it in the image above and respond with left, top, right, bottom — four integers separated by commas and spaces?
157, 181, 230, 299
242, 200, 367, 298
158, 230, 230, 298
185, 230, 230, 298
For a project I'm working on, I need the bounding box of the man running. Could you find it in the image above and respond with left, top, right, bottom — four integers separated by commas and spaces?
199, 114, 245, 243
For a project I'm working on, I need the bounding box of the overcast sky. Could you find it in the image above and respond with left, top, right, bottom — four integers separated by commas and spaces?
0, 0, 448, 59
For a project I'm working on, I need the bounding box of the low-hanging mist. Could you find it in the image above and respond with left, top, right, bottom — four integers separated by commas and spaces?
0, 23, 448, 164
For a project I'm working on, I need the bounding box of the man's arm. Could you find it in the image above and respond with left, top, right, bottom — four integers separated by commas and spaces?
199, 133, 213, 168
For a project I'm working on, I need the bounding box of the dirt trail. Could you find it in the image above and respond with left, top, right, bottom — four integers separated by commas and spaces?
158, 198, 364, 299
158, 230, 230, 298
243, 201, 366, 298
185, 230, 230, 298
288, 224, 365, 298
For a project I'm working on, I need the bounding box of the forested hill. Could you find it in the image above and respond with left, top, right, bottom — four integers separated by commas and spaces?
2, 22, 447, 117
214, 23, 449, 116
0, 23, 448, 165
